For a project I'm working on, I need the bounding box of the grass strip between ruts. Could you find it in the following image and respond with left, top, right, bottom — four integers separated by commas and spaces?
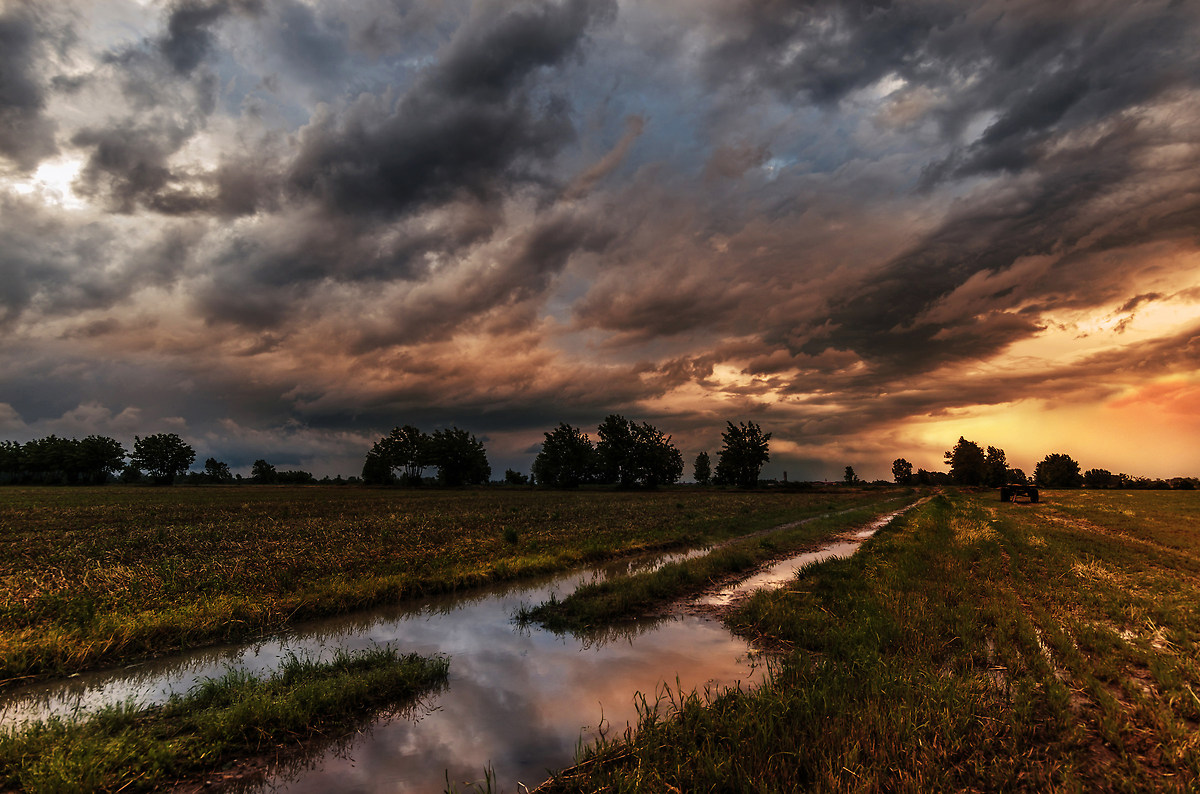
539, 491, 1200, 792
517, 495, 920, 634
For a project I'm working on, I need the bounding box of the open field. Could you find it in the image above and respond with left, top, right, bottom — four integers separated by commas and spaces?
544, 490, 1200, 791
0, 485, 900, 683
0, 646, 448, 793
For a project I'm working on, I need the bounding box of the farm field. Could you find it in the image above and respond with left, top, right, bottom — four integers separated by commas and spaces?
0, 485, 899, 684
546, 490, 1200, 791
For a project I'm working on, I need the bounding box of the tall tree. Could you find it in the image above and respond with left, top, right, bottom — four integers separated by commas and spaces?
843, 466, 858, 485
377, 425, 430, 485
203, 457, 233, 483
131, 433, 195, 485
77, 435, 127, 484
984, 446, 1008, 487
693, 451, 711, 485
1036, 453, 1083, 488
713, 421, 771, 488
891, 458, 913, 485
361, 446, 395, 485
251, 459, 277, 484
627, 421, 684, 488
532, 423, 596, 488
1083, 468, 1116, 489
429, 427, 491, 486
596, 414, 637, 487
595, 415, 683, 488
944, 437, 987, 485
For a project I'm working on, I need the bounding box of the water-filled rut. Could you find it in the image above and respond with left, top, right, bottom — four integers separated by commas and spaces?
1, 502, 917, 792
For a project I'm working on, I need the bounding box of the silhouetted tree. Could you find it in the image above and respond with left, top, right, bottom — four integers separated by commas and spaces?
131, 433, 195, 485
1083, 468, 1117, 489
504, 469, 529, 485
1036, 453, 1082, 488
891, 458, 913, 485
984, 446, 1008, 487
915, 468, 951, 486
693, 451, 711, 485
275, 469, 316, 484
594, 415, 684, 488
429, 427, 491, 486
0, 441, 20, 483
532, 423, 596, 488
370, 425, 430, 485
251, 459, 277, 484
77, 435, 127, 484
713, 421, 771, 488
203, 457, 233, 483
843, 466, 858, 485
944, 437, 987, 485
361, 447, 395, 485
1007, 468, 1029, 485
596, 414, 636, 486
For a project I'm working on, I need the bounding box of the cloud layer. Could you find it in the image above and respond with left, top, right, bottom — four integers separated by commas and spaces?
2, 0, 1199, 478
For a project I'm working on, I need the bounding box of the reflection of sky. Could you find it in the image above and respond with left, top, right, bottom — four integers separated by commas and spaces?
0, 548, 757, 791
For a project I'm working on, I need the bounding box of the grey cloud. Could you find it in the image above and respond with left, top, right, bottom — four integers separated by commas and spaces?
161, 0, 242, 75
0, 4, 59, 171
249, 0, 348, 87
287, 0, 615, 218
348, 209, 614, 350
0, 196, 203, 327
701, 0, 954, 106
72, 117, 206, 214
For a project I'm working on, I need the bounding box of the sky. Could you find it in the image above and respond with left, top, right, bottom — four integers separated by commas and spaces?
1, 0, 1198, 481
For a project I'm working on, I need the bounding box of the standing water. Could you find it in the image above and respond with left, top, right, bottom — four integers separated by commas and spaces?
0, 507, 915, 792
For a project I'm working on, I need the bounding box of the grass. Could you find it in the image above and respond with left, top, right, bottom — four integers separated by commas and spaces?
0, 485, 898, 684
0, 645, 449, 793
517, 495, 919, 634
541, 490, 1200, 791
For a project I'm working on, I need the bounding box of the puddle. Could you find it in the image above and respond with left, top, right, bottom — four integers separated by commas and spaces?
0, 549, 759, 793
696, 505, 915, 608
0, 504, 915, 792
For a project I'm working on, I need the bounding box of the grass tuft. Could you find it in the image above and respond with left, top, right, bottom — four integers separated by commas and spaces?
0, 645, 449, 793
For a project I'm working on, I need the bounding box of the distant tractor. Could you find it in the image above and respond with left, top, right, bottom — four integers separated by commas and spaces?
1000, 483, 1039, 503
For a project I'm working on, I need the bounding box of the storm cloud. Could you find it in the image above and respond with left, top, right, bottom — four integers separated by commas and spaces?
1, 0, 1199, 479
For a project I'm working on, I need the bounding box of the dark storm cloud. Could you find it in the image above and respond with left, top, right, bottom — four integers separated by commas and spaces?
696, 0, 1200, 380
347, 209, 615, 350
194, 0, 619, 334
159, 0, 259, 75
287, 0, 615, 218
814, 110, 1200, 377
702, 0, 953, 106
0, 4, 59, 171
0, 194, 206, 327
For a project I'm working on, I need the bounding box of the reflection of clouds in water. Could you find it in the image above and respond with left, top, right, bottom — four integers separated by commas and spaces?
0, 553, 762, 792
276, 617, 762, 793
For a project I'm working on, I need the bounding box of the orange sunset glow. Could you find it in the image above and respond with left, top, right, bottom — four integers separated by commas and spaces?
1, 0, 1198, 480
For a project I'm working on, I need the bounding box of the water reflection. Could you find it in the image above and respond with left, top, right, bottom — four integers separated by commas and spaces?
0, 547, 760, 793
0, 507, 915, 793
697, 503, 919, 608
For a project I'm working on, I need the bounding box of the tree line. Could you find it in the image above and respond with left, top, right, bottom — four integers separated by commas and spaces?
889, 437, 1198, 490
363, 417, 772, 489
5, 426, 1192, 490
0, 433, 324, 486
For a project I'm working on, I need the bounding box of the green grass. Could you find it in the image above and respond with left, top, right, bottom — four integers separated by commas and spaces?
0, 485, 898, 683
542, 490, 1200, 791
0, 645, 448, 793
517, 496, 919, 633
